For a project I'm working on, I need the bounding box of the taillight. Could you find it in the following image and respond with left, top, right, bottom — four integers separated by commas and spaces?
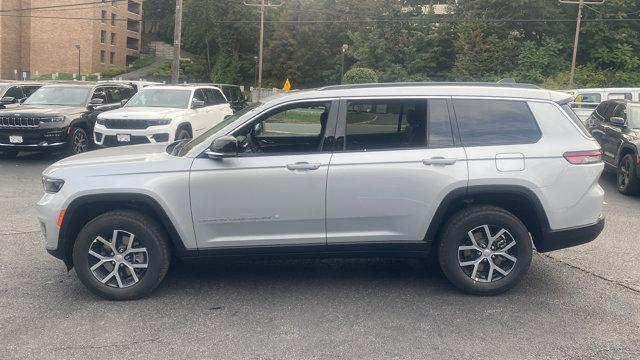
563, 150, 602, 165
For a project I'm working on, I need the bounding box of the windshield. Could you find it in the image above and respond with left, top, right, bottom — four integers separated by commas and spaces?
24, 87, 90, 106
627, 106, 640, 128
177, 103, 262, 156
126, 89, 192, 108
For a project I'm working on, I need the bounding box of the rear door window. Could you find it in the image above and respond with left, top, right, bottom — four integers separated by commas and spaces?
453, 99, 541, 146
608, 93, 632, 100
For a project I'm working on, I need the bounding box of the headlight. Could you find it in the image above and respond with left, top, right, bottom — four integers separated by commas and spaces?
42, 176, 65, 194
148, 119, 172, 126
96, 118, 105, 125
41, 116, 65, 123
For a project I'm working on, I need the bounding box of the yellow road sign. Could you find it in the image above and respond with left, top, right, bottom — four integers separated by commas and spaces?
283, 78, 291, 92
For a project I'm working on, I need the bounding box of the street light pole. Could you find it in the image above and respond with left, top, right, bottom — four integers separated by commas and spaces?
75, 45, 81, 80
254, 56, 259, 89
560, 0, 606, 90
340, 44, 349, 84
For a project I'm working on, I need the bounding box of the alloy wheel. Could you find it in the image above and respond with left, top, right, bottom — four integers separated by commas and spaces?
618, 158, 631, 190
458, 225, 518, 283
87, 229, 149, 288
72, 130, 88, 154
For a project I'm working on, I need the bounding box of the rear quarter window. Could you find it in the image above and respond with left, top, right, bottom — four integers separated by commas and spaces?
453, 99, 541, 146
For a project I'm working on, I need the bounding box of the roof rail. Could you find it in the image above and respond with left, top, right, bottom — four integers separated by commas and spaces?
318, 82, 541, 91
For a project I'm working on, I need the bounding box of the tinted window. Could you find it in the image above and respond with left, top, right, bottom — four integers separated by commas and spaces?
345, 100, 425, 151
428, 99, 454, 147
214, 89, 227, 103
193, 89, 206, 103
107, 87, 122, 103
5, 86, 23, 99
92, 88, 108, 103
612, 104, 627, 120
203, 88, 226, 105
454, 99, 541, 146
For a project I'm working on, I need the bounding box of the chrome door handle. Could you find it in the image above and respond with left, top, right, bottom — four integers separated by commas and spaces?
422, 157, 457, 166
286, 162, 321, 171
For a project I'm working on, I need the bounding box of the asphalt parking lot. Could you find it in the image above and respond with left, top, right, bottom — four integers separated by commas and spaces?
0, 154, 639, 359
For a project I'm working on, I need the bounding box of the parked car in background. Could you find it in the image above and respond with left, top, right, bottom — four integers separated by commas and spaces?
0, 81, 43, 109
94, 85, 233, 147
98, 80, 161, 93
38, 82, 604, 300
213, 84, 248, 112
0, 82, 135, 158
587, 99, 640, 195
570, 88, 640, 122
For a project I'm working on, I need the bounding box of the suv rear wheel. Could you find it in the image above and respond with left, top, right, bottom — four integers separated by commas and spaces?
617, 154, 640, 195
72, 210, 171, 300
438, 205, 532, 295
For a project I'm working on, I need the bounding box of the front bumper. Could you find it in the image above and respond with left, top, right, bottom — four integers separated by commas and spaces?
536, 216, 605, 253
94, 124, 172, 147
0, 128, 67, 151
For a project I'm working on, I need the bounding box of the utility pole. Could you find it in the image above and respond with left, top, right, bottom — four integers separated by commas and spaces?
560, 0, 606, 90
244, 0, 283, 101
171, 0, 184, 84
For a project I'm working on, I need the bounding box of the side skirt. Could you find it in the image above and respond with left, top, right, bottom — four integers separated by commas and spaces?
179, 241, 432, 262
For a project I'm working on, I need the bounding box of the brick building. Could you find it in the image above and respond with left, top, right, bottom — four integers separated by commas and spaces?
0, 0, 142, 80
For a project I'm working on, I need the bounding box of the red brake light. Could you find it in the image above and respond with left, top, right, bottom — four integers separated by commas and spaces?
563, 150, 602, 165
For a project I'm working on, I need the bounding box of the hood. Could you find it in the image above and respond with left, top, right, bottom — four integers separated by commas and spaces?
44, 143, 171, 176
99, 107, 187, 120
0, 105, 84, 117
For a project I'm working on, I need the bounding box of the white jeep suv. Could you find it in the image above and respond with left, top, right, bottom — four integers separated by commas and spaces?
94, 85, 233, 146
38, 83, 605, 300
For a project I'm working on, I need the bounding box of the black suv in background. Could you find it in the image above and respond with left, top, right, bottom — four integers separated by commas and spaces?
587, 99, 640, 195
0, 82, 135, 158
0, 81, 43, 109
213, 84, 248, 112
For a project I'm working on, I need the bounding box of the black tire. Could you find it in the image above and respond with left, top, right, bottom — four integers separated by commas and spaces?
72, 210, 171, 300
175, 127, 192, 141
0, 150, 18, 158
438, 205, 532, 295
617, 154, 640, 195
65, 127, 90, 156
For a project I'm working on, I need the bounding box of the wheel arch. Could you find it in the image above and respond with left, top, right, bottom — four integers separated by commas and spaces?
426, 185, 551, 251
617, 143, 638, 165
57, 193, 190, 269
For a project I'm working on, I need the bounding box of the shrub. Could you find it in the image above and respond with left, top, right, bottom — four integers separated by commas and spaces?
343, 67, 379, 84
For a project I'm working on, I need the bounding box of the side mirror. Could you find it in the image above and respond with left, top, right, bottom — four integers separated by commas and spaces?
18, 97, 27, 104
192, 99, 206, 109
610, 117, 627, 127
253, 122, 264, 135
204, 136, 238, 159
1, 96, 16, 104
90, 98, 105, 105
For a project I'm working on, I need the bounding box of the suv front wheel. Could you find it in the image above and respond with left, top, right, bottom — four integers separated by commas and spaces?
617, 154, 640, 195
438, 206, 533, 295
72, 210, 171, 300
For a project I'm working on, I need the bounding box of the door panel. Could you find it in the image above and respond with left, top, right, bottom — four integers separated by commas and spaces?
190, 153, 331, 248
326, 148, 467, 243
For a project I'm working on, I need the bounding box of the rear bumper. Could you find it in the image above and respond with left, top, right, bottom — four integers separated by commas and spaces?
536, 216, 605, 253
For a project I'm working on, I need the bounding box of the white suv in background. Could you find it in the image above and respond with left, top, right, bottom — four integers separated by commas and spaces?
94, 85, 233, 146
38, 83, 605, 300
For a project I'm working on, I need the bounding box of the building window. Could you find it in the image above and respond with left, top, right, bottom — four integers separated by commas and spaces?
100, 50, 106, 64
101, 10, 107, 23
110, 33, 116, 45
100, 30, 106, 43
111, 13, 116, 26
110, 52, 115, 65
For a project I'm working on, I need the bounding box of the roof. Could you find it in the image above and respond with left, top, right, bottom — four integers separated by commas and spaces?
264, 82, 572, 105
